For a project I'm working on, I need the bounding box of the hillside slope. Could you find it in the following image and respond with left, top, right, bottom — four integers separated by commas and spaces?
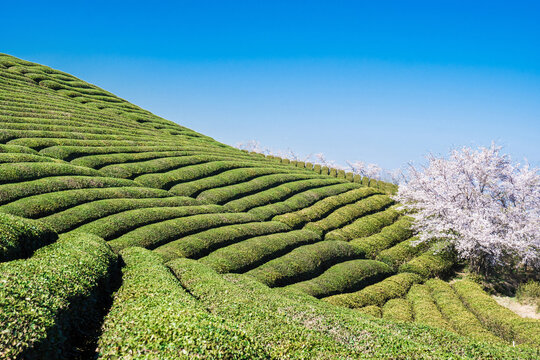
0, 53, 538, 359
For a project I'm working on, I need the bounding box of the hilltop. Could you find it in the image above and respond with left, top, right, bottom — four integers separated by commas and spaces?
0, 53, 538, 359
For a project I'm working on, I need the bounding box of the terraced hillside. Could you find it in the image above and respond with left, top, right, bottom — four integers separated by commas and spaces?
1, 53, 538, 359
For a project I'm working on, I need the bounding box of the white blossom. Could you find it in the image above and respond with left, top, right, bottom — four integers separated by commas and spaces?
395, 143, 540, 273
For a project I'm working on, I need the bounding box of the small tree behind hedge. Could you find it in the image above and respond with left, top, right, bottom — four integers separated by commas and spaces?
395, 143, 540, 275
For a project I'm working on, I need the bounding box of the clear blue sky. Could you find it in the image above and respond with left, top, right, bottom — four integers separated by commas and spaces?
2, 1, 539, 169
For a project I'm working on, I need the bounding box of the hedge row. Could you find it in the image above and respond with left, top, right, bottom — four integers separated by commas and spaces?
426, 279, 502, 343
0, 176, 137, 205
304, 194, 394, 236
99, 155, 214, 178
0, 143, 36, 154
224, 178, 343, 213
7, 137, 179, 150
0, 162, 104, 184
108, 212, 257, 252
71, 150, 208, 168
349, 216, 413, 258
452, 279, 540, 347
376, 236, 432, 270
196, 173, 320, 204
0, 213, 57, 262
382, 298, 413, 322
153, 221, 291, 261
357, 305, 383, 318
406, 284, 453, 332
288, 259, 393, 298
135, 160, 267, 189
72, 205, 225, 241
247, 182, 360, 221
0, 186, 170, 218
0, 233, 117, 359
42, 196, 200, 233
170, 167, 295, 197
398, 241, 456, 279
0, 152, 59, 163
272, 187, 376, 228
246, 240, 362, 287
199, 229, 321, 273
165, 258, 532, 359
96, 247, 267, 359
324, 206, 400, 241
323, 272, 423, 309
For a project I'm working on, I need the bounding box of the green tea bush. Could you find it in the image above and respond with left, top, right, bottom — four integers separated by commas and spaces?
0, 176, 137, 205
382, 298, 413, 322
108, 212, 257, 252
324, 206, 400, 241
288, 259, 393, 298
153, 221, 291, 261
97, 247, 267, 359
247, 240, 361, 287
350, 216, 413, 258
398, 241, 456, 279
0, 162, 103, 183
453, 279, 540, 346
0, 153, 58, 163
0, 186, 170, 218
426, 279, 502, 343
224, 178, 343, 213
72, 205, 226, 241
272, 186, 374, 228
304, 194, 393, 236
0, 213, 57, 262
357, 305, 383, 318
42, 196, 199, 233
247, 182, 360, 220
200, 229, 320, 273
376, 236, 432, 270
0, 233, 117, 359
406, 284, 453, 331
324, 272, 423, 309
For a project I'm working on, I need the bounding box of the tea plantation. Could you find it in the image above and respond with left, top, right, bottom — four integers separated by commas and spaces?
0, 53, 538, 359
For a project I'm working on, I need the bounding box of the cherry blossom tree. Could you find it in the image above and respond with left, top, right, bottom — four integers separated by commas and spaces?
395, 143, 540, 275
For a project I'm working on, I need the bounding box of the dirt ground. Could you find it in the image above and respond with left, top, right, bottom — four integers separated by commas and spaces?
492, 296, 540, 320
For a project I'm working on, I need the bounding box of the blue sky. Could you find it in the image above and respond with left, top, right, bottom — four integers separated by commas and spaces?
1, 1, 539, 169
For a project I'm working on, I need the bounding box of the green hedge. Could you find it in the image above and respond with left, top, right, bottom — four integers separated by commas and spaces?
0, 144, 37, 154
197, 173, 319, 204
323, 272, 423, 309
42, 196, 199, 233
223, 178, 343, 213
0, 153, 58, 163
357, 305, 383, 318
349, 216, 413, 258
288, 259, 393, 298
97, 247, 267, 359
246, 240, 362, 287
135, 160, 267, 189
71, 150, 201, 168
272, 187, 376, 228
398, 241, 456, 279
0, 176, 137, 205
0, 233, 117, 359
426, 279, 502, 343
72, 205, 226, 241
170, 167, 292, 197
153, 221, 291, 261
0, 162, 103, 183
453, 279, 540, 347
0, 213, 57, 262
200, 229, 320, 273
0, 186, 170, 218
99, 155, 214, 178
376, 236, 432, 270
406, 284, 453, 332
303, 194, 393, 236
108, 212, 257, 252
382, 298, 413, 322
324, 206, 400, 241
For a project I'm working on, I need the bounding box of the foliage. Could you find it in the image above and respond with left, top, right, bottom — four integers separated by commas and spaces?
395, 144, 540, 274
